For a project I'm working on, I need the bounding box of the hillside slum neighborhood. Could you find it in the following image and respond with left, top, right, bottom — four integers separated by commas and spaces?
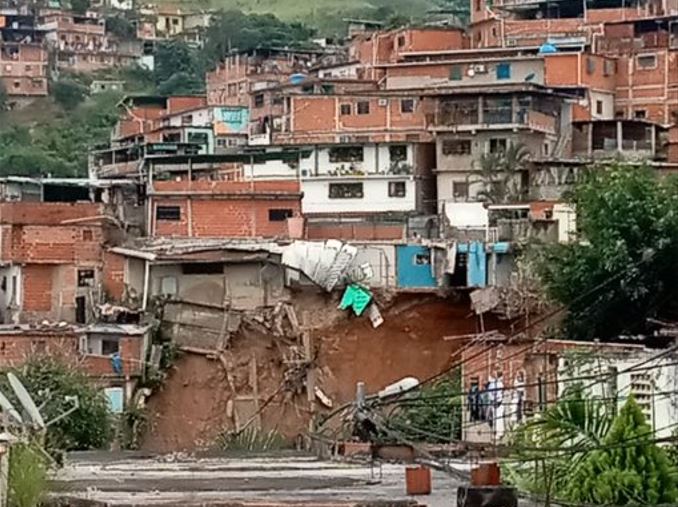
2, 0, 678, 504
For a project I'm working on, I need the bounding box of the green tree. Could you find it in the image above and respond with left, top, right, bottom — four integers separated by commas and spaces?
563, 397, 677, 505
201, 11, 316, 71
154, 40, 204, 88
537, 163, 678, 340
386, 371, 462, 442
506, 392, 677, 505
0, 80, 8, 111
156, 71, 204, 96
52, 79, 89, 110
1, 357, 113, 451
105, 15, 136, 39
70, 0, 90, 14
471, 142, 530, 204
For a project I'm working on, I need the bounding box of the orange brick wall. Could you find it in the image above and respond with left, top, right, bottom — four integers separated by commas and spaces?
103, 251, 125, 301
152, 197, 301, 238
84, 336, 143, 377
288, 95, 427, 140
0, 202, 102, 225
167, 96, 206, 114
306, 223, 405, 240
0, 331, 144, 378
0, 333, 77, 368
150, 179, 302, 237
22, 264, 54, 312
544, 53, 616, 91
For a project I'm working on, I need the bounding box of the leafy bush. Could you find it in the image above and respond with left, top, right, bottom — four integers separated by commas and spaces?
385, 371, 462, 442
52, 79, 89, 110
8, 442, 48, 507
105, 16, 136, 39
1, 357, 113, 451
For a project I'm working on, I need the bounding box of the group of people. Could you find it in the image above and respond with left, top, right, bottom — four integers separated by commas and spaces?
467, 371, 526, 440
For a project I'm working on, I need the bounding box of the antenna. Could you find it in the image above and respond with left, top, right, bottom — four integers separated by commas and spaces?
0, 390, 23, 426
8, 373, 45, 430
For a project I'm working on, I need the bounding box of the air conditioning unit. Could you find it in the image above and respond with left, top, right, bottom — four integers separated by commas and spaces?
301, 169, 309, 177
473, 64, 488, 74
378, 98, 388, 106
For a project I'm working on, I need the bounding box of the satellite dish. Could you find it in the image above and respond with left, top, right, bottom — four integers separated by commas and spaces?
8, 373, 45, 430
0, 390, 23, 426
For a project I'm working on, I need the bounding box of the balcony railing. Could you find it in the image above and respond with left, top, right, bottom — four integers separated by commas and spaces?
437, 107, 556, 134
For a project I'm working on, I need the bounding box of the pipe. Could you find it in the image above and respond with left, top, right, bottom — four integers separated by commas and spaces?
142, 259, 150, 311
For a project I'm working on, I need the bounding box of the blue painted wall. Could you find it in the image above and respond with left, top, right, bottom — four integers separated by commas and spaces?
458, 241, 488, 287
396, 245, 437, 288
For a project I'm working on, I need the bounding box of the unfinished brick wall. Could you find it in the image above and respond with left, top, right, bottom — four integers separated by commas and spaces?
0, 330, 144, 378
0, 203, 106, 264
0, 333, 77, 368
103, 251, 126, 301
22, 265, 54, 313
150, 180, 302, 238
306, 222, 405, 240
281, 95, 428, 144
0, 44, 49, 96
84, 336, 143, 377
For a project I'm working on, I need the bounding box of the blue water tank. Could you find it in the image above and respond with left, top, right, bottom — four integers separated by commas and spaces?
289, 73, 307, 85
539, 42, 558, 54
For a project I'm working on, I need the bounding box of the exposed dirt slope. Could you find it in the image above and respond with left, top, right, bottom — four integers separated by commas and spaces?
141, 294, 504, 452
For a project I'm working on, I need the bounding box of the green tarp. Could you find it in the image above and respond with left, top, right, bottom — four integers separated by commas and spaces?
339, 284, 372, 316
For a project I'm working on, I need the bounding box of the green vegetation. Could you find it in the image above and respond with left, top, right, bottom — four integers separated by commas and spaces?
0, 90, 122, 177
218, 427, 286, 452
536, 163, 678, 340
8, 442, 48, 507
177, 0, 468, 36
105, 15, 136, 40
0, 81, 8, 111
1, 357, 113, 451
51, 78, 89, 110
507, 393, 678, 505
385, 372, 462, 442
473, 143, 530, 204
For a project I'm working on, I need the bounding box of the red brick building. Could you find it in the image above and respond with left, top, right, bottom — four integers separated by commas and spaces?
148, 180, 302, 238
0, 44, 49, 98
0, 202, 108, 324
0, 323, 151, 403
206, 48, 323, 107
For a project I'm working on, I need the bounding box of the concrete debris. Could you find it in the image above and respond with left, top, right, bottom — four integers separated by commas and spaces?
367, 303, 384, 329
149, 345, 163, 369
470, 287, 500, 315
282, 240, 358, 291
315, 386, 333, 408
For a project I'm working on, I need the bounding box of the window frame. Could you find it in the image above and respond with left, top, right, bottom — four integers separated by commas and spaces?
328, 182, 364, 199
155, 205, 181, 221
400, 98, 415, 114
356, 101, 370, 115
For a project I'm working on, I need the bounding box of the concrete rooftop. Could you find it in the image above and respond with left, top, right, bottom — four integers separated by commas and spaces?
50, 452, 465, 506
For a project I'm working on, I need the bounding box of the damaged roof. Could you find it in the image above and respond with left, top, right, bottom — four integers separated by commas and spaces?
110, 238, 288, 261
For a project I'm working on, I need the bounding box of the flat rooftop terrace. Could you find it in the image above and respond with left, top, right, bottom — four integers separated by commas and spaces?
50, 452, 464, 506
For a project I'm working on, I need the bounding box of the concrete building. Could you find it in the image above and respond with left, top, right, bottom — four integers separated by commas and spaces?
39, 11, 142, 72
0, 7, 49, 100
206, 48, 325, 107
